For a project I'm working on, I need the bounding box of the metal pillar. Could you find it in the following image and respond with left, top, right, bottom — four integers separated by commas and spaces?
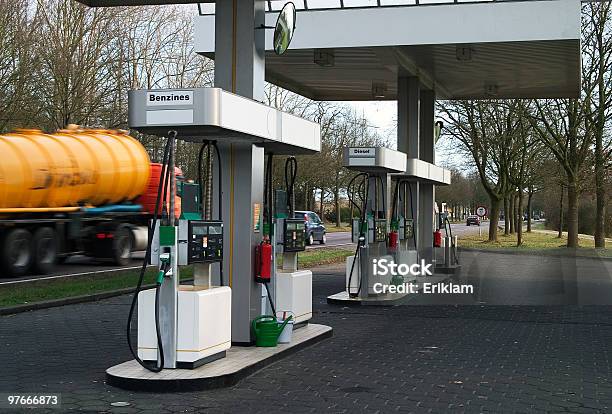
419, 89, 435, 265
158, 137, 178, 368
397, 77, 420, 252
360, 173, 391, 299
214, 0, 266, 344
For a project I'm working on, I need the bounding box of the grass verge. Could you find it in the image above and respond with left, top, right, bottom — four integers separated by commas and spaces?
325, 224, 351, 233
297, 247, 353, 268
0, 247, 353, 310
0, 267, 193, 309
460, 230, 612, 258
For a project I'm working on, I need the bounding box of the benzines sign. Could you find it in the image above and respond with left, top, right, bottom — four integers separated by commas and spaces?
146, 91, 193, 106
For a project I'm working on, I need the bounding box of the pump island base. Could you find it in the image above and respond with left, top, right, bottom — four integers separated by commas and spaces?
107, 324, 332, 392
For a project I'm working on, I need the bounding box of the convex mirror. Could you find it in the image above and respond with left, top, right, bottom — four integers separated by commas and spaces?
274, 2, 296, 55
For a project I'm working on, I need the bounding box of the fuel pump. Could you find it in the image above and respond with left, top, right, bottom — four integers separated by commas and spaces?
390, 179, 419, 284
255, 153, 277, 316
274, 157, 312, 328
434, 211, 461, 274
329, 147, 406, 303
129, 132, 231, 371
261, 156, 312, 325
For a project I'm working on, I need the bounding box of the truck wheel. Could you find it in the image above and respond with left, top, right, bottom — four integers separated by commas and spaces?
1, 228, 32, 277
31, 227, 57, 274
112, 225, 133, 266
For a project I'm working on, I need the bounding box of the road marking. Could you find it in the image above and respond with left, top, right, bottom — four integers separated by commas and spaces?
0, 265, 146, 286
307, 242, 355, 250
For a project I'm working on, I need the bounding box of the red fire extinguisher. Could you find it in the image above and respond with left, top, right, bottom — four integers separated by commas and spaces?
388, 230, 399, 250
255, 240, 272, 283
433, 230, 442, 248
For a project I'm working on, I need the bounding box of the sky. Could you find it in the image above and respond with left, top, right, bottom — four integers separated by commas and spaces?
345, 101, 459, 168
345, 101, 398, 148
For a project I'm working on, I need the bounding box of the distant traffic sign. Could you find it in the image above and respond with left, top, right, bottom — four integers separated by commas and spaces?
476, 206, 487, 218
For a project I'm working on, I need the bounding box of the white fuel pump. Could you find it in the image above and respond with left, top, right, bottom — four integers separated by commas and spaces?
128, 133, 231, 371
273, 157, 312, 325
328, 147, 407, 303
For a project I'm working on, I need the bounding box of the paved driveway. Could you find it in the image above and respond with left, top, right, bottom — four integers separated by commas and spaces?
1, 252, 612, 413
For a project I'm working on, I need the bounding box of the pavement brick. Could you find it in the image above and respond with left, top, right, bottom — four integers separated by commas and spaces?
1, 252, 612, 412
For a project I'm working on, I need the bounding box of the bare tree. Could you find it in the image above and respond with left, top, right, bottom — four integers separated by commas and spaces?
439, 100, 523, 242
583, 2, 612, 248
0, 0, 40, 130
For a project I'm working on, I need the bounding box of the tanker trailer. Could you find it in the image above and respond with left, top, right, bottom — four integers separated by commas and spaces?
0, 127, 179, 277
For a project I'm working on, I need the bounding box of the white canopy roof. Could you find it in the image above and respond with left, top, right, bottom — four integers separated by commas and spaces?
195, 0, 581, 100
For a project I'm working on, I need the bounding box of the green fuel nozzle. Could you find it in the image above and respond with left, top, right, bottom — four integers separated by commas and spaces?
156, 270, 165, 285
157, 253, 171, 285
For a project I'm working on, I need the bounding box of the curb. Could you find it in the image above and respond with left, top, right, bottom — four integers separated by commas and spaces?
459, 247, 612, 261
0, 284, 155, 316
0, 255, 350, 316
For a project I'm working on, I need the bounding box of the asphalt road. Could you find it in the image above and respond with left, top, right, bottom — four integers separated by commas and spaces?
306, 230, 353, 249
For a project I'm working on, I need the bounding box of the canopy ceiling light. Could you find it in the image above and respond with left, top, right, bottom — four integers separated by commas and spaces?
456, 45, 473, 62
372, 82, 387, 99
314, 49, 335, 67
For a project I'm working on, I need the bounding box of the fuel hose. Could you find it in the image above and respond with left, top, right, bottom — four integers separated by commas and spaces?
126, 131, 175, 373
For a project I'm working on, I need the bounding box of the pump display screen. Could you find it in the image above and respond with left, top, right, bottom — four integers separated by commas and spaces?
404, 218, 414, 240
192, 226, 208, 236
283, 219, 306, 252
187, 220, 223, 263
374, 219, 387, 243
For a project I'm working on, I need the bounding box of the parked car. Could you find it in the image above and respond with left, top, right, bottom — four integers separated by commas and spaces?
466, 215, 481, 226
293, 211, 326, 245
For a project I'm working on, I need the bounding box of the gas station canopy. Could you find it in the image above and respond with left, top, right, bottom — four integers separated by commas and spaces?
194, 0, 581, 100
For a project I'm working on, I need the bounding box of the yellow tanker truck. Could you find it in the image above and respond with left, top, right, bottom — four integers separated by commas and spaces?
0, 127, 182, 277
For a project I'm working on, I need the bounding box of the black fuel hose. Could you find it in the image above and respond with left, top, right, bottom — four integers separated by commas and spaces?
198, 141, 225, 286
346, 173, 369, 298
284, 157, 297, 216
261, 153, 277, 314
197, 141, 210, 218
212, 141, 224, 286
406, 182, 418, 250
263, 282, 277, 317
126, 131, 174, 373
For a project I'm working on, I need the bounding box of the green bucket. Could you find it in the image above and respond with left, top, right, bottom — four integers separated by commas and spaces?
251, 315, 292, 347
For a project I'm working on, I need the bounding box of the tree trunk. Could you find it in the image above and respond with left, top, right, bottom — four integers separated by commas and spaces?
595, 130, 606, 247
594, 4, 607, 248
558, 185, 564, 239
517, 189, 524, 247
308, 187, 315, 211
334, 186, 341, 227
504, 196, 510, 235
319, 188, 325, 222
488, 197, 501, 242
566, 179, 579, 248
509, 194, 515, 234
527, 191, 533, 233
514, 192, 520, 234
